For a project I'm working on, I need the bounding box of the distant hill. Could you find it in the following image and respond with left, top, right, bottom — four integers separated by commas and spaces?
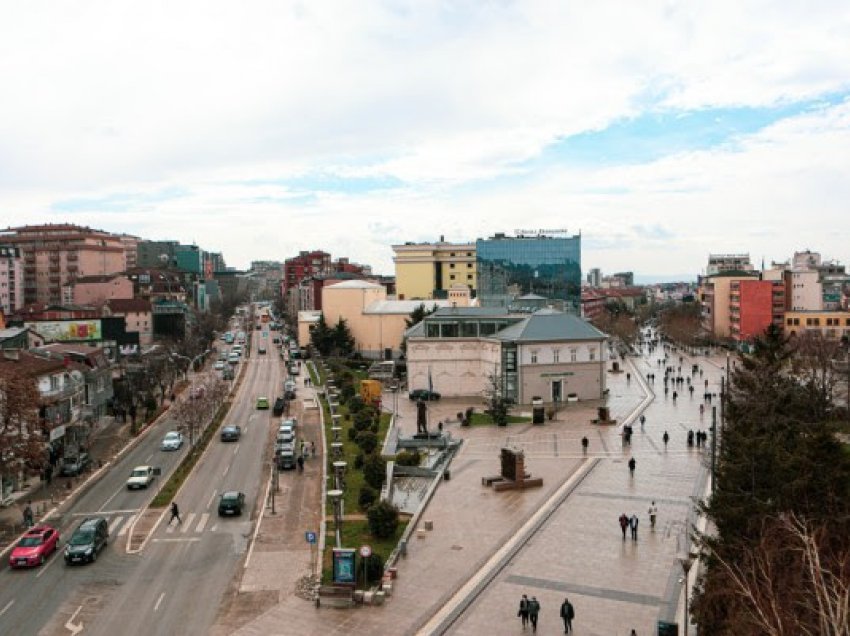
634, 274, 697, 285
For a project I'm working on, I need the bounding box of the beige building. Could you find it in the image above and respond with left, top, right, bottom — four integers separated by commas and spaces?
297, 310, 322, 348
700, 272, 760, 340
321, 280, 455, 358
393, 239, 476, 300
784, 310, 850, 340
406, 307, 608, 405
0, 245, 23, 314
72, 274, 134, 306
104, 298, 153, 346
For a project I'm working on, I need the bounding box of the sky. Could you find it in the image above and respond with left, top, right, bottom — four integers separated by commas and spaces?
1, 1, 849, 281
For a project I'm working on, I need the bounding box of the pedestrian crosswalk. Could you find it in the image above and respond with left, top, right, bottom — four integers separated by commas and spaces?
72, 510, 221, 538
163, 512, 216, 534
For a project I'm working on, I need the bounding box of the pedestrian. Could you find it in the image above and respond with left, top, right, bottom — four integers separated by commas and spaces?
648, 501, 658, 529
687, 430, 694, 447
528, 596, 540, 632
662, 431, 669, 448
581, 436, 588, 454
672, 391, 678, 401
628, 457, 636, 476
559, 597, 575, 633
619, 512, 629, 540
310, 441, 315, 456
438, 421, 444, 433
169, 501, 182, 525
630, 513, 639, 540
23, 501, 34, 528
297, 455, 304, 472
630, 630, 637, 636
639, 414, 646, 430
518, 594, 529, 628
626, 372, 631, 383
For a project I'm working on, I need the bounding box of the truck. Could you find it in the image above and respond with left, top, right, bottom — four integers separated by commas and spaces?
360, 379, 382, 408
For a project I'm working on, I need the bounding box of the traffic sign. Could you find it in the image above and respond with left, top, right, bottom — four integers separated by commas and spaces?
305, 531, 317, 544
359, 545, 372, 558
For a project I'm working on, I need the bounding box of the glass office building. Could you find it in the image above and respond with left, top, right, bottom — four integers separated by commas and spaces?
476, 232, 581, 313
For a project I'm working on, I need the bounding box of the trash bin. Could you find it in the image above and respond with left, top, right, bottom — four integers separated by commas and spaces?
657, 620, 678, 636
532, 397, 545, 425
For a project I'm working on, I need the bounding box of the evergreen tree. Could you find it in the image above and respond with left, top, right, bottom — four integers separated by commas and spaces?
309, 314, 333, 356
331, 317, 356, 357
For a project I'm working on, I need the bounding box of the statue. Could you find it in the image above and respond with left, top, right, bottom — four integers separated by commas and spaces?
416, 400, 428, 435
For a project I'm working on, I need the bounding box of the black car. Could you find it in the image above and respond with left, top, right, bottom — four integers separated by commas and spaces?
220, 425, 242, 442
272, 397, 286, 416
218, 491, 245, 516
64, 517, 108, 565
409, 389, 441, 401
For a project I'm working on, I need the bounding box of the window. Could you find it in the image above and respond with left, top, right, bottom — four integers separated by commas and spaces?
467, 263, 472, 268
449, 263, 455, 269
588, 347, 596, 361
467, 274, 473, 280
530, 350, 539, 364
794, 318, 800, 326
449, 274, 455, 280
570, 349, 577, 362
787, 318, 793, 326
553, 349, 560, 363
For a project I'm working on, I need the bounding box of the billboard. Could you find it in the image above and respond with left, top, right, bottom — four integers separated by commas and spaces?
26, 320, 102, 342
332, 548, 356, 585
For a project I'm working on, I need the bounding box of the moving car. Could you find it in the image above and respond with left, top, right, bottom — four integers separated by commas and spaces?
258, 346, 267, 354
9, 525, 59, 568
160, 431, 184, 451
218, 491, 245, 516
256, 396, 270, 410
60, 452, 91, 477
126, 465, 157, 489
64, 517, 108, 565
409, 389, 441, 401
220, 425, 242, 442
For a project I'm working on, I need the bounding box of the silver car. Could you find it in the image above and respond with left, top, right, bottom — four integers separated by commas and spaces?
160, 431, 184, 451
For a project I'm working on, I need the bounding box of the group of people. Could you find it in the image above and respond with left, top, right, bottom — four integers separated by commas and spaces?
687, 429, 709, 448
618, 501, 659, 541
517, 595, 576, 633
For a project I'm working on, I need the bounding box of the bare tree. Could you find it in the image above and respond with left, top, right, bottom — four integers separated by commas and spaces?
791, 332, 843, 420
170, 376, 229, 446
0, 369, 45, 480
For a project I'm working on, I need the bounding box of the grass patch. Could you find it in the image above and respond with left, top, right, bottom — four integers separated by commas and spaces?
320, 519, 407, 588
468, 411, 532, 426
150, 400, 231, 508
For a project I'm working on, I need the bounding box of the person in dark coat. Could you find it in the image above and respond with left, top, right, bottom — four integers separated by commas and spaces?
662, 431, 669, 448
630, 514, 639, 541
559, 597, 575, 633
628, 457, 636, 476
517, 594, 529, 628
169, 501, 182, 525
619, 513, 629, 540
528, 597, 540, 632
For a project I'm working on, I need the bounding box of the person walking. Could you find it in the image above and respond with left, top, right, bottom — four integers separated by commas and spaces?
630, 513, 639, 541
639, 414, 646, 430
297, 455, 304, 472
619, 513, 629, 540
662, 431, 669, 448
169, 501, 182, 525
559, 597, 575, 633
628, 457, 636, 476
648, 501, 658, 529
517, 594, 530, 628
528, 597, 540, 632
23, 501, 34, 528
581, 436, 588, 454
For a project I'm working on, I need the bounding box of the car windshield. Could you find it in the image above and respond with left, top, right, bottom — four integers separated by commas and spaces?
164, 433, 179, 440
18, 536, 43, 547
131, 469, 148, 477
222, 493, 239, 502
69, 531, 93, 546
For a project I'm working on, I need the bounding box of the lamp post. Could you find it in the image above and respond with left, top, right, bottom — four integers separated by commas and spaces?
678, 543, 694, 636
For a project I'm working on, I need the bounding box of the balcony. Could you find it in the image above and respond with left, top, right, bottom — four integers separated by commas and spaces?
66, 252, 78, 261
67, 265, 78, 273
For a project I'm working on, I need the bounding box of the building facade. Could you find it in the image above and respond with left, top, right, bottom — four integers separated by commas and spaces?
706, 254, 754, 276
700, 272, 760, 340
0, 224, 126, 306
729, 279, 785, 342
105, 299, 153, 346
392, 239, 477, 300
0, 245, 23, 314
71, 274, 134, 306
784, 310, 850, 340
476, 232, 581, 313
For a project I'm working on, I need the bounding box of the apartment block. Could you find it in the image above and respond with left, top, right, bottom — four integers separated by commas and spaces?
0, 245, 23, 314
393, 239, 476, 300
729, 279, 785, 342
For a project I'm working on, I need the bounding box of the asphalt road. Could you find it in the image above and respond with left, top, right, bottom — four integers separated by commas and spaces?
0, 324, 285, 636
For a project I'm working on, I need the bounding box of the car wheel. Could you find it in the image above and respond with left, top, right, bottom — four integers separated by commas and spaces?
39, 555, 45, 565
91, 550, 97, 563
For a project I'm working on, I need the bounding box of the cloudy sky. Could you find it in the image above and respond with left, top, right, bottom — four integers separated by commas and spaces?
1, 1, 849, 280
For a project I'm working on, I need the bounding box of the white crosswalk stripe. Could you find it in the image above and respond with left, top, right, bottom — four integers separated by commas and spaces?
108, 516, 124, 535
117, 515, 136, 537
195, 513, 209, 533
181, 512, 196, 534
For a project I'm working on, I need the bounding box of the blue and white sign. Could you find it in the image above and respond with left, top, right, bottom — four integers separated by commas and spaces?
305, 531, 317, 544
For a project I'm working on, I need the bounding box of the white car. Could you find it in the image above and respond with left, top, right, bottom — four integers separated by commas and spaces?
126, 465, 156, 490
160, 431, 184, 451
213, 361, 225, 370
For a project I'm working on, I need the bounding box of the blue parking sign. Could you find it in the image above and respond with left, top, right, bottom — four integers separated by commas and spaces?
305, 531, 317, 544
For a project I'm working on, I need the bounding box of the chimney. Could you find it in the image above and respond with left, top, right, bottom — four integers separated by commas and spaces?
3, 348, 20, 361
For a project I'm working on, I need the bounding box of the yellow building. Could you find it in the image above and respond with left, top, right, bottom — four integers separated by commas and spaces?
784, 310, 850, 339
392, 240, 476, 300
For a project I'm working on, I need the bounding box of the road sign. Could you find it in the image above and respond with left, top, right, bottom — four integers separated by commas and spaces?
305, 531, 317, 544
359, 545, 372, 558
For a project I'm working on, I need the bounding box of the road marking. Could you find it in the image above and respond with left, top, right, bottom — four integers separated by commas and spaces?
99, 485, 127, 511
78, 507, 140, 517
206, 490, 218, 510
145, 453, 154, 463
222, 463, 230, 477
118, 515, 136, 537
195, 513, 209, 533
152, 538, 202, 543
35, 550, 61, 578
108, 516, 124, 535
65, 605, 84, 635
0, 600, 14, 617
154, 592, 166, 612
181, 513, 196, 533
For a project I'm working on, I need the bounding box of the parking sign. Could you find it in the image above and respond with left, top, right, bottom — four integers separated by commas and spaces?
305, 531, 317, 544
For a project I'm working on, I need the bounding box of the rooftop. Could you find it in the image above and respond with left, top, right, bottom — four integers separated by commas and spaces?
494, 308, 607, 342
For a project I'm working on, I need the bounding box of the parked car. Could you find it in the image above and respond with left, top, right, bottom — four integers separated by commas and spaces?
256, 396, 270, 410
409, 389, 441, 401
60, 452, 91, 477
213, 361, 225, 371
276, 449, 296, 470
258, 346, 267, 354
276, 429, 295, 444
126, 465, 157, 490
160, 431, 184, 451
222, 367, 235, 380
220, 425, 242, 442
218, 491, 246, 516
64, 517, 108, 565
9, 525, 59, 568
272, 397, 286, 416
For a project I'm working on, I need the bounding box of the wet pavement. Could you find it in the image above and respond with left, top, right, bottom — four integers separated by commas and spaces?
230, 335, 727, 635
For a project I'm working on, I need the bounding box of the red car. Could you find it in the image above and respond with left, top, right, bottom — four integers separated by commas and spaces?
9, 525, 59, 568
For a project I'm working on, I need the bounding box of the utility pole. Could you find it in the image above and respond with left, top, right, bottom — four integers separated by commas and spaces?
711, 406, 717, 495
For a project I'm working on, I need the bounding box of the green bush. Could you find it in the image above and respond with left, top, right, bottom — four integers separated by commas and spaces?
354, 453, 365, 470
362, 453, 386, 490
395, 450, 421, 467
353, 413, 372, 432
356, 553, 385, 585
347, 427, 358, 442
355, 430, 378, 454
367, 500, 399, 539
358, 485, 377, 511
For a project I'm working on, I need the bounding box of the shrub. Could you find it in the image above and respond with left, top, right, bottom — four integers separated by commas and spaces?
354, 453, 365, 470
353, 413, 372, 432
358, 485, 377, 511
355, 430, 378, 454
356, 553, 385, 586
367, 500, 399, 539
395, 450, 421, 467
362, 453, 387, 490
347, 427, 358, 442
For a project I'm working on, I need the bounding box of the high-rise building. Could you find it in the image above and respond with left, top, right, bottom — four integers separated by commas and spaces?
0, 245, 23, 314
586, 268, 602, 287
476, 231, 581, 313
0, 224, 126, 306
392, 239, 476, 300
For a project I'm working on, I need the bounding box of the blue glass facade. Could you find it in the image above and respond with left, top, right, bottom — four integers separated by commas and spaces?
476, 234, 581, 312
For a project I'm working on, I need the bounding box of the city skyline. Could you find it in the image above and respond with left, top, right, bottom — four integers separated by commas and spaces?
1, 2, 848, 277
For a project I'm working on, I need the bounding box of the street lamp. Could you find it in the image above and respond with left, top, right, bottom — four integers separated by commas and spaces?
678, 543, 694, 636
